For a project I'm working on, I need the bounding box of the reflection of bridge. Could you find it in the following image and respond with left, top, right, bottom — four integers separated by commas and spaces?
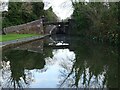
43, 35, 72, 50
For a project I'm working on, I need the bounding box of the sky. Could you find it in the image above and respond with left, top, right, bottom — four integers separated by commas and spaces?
42, 0, 74, 20
0, 0, 9, 12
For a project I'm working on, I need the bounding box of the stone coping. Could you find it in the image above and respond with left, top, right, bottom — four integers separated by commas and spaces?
1, 34, 51, 50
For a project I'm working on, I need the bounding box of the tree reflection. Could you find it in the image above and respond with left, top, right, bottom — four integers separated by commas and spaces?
2, 50, 46, 88
58, 38, 118, 88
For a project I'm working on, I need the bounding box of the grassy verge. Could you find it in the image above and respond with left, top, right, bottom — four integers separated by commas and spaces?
0, 34, 40, 42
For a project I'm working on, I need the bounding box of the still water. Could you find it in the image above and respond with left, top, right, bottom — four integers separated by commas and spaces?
1, 35, 119, 88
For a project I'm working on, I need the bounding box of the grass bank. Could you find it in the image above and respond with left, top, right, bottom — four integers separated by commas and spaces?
0, 34, 40, 42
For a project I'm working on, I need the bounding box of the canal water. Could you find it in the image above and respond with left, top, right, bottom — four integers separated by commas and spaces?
1, 35, 119, 88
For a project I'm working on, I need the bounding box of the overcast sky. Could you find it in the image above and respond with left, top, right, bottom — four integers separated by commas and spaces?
0, 0, 9, 12
43, 0, 74, 20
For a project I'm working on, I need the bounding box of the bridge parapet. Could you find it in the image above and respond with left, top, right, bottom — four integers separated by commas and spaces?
42, 18, 71, 34
43, 21, 69, 26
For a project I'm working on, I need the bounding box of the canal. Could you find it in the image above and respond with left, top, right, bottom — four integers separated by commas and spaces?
1, 35, 119, 88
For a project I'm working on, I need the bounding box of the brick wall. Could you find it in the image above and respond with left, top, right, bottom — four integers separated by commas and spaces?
2, 19, 44, 34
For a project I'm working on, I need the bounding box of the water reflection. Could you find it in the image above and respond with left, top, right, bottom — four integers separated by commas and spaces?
2, 50, 46, 88
1, 35, 119, 88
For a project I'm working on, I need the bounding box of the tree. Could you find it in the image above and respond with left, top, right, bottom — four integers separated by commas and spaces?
72, 2, 119, 44
32, 2, 44, 18
44, 7, 58, 22
2, 2, 45, 28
